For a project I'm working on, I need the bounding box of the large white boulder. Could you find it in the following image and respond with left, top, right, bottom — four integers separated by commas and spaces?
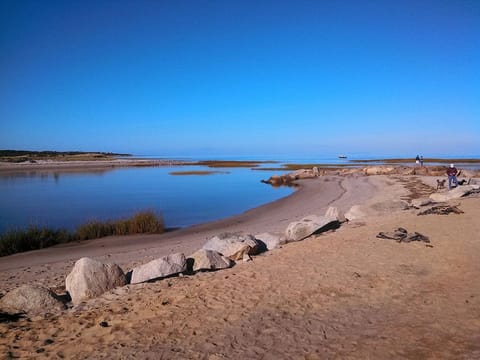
285, 215, 339, 242
255, 232, 286, 250
429, 185, 480, 202
188, 249, 233, 272
0, 285, 65, 315
345, 205, 367, 221
66, 257, 127, 305
325, 206, 346, 222
202, 233, 263, 260
130, 253, 187, 284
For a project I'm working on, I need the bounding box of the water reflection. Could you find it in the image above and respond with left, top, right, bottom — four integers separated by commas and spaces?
0, 166, 293, 233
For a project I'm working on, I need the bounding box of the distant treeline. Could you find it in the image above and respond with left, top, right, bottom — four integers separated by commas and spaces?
0, 150, 131, 157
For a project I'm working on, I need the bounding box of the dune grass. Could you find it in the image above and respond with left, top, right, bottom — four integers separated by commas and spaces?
0, 211, 164, 257
0, 227, 73, 257
194, 160, 277, 168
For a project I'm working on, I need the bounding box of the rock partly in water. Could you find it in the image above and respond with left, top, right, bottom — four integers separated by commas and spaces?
188, 249, 233, 272
202, 233, 264, 261
285, 215, 339, 242
0, 285, 66, 315
66, 257, 127, 305
255, 232, 286, 250
130, 253, 187, 284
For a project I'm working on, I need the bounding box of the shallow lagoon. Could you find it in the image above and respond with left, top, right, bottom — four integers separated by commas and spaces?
0, 165, 293, 233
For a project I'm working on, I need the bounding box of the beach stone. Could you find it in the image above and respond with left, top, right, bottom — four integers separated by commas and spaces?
66, 257, 127, 304
285, 215, 339, 242
363, 166, 395, 175
188, 249, 233, 272
292, 169, 315, 179
325, 206, 347, 222
130, 253, 187, 284
255, 232, 286, 250
345, 205, 366, 221
0, 285, 66, 315
411, 198, 435, 208
429, 185, 480, 202
202, 233, 263, 261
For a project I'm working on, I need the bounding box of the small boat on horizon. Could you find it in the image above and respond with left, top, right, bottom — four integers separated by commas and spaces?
338, 155, 347, 159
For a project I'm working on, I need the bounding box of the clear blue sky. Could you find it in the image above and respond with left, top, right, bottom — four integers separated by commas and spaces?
1, 0, 479, 157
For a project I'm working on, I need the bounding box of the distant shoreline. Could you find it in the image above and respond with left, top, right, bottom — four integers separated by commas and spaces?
1, 156, 480, 173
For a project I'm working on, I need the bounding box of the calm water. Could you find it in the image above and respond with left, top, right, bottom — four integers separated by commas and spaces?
1, 154, 478, 234
0, 165, 293, 233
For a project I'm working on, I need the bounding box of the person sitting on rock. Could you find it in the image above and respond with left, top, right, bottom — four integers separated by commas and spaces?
446, 164, 459, 190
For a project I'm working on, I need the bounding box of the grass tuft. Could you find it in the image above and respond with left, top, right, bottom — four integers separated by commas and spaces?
0, 226, 73, 257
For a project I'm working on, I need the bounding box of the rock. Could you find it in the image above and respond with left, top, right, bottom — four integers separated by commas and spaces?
411, 198, 435, 208
345, 205, 366, 221
130, 253, 187, 284
292, 169, 315, 179
285, 215, 339, 242
255, 232, 286, 250
363, 166, 395, 175
324, 206, 346, 222
188, 249, 233, 272
202, 233, 264, 260
0, 285, 65, 315
429, 185, 480, 202
243, 253, 252, 262
66, 257, 127, 304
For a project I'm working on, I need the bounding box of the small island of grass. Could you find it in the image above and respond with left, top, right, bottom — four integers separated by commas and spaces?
169, 170, 229, 176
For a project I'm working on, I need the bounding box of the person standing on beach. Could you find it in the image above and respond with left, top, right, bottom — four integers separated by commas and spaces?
446, 164, 459, 189
420, 156, 424, 166
415, 155, 420, 165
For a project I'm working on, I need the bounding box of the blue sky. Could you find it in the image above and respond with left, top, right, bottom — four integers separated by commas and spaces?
1, 0, 479, 157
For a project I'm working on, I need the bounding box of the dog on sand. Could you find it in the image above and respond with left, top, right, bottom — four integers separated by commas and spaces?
436, 179, 446, 190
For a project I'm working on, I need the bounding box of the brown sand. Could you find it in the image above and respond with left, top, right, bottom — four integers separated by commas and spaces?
1, 175, 480, 359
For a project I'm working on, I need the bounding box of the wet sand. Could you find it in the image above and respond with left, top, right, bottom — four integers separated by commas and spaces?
1, 174, 480, 359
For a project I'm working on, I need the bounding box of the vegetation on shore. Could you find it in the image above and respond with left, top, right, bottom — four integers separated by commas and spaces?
349, 158, 480, 164
193, 160, 278, 168
0, 150, 131, 163
0, 211, 164, 257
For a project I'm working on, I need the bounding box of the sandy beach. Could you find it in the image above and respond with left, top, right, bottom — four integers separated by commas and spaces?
1, 170, 480, 359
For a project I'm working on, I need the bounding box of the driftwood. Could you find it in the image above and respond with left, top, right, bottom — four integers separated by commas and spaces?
417, 205, 463, 216
376, 227, 430, 243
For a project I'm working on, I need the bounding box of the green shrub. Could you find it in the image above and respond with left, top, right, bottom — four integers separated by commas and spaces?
0, 226, 72, 257
76, 211, 164, 239
76, 220, 115, 240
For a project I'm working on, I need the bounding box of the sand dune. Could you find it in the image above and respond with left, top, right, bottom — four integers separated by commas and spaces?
1, 174, 479, 359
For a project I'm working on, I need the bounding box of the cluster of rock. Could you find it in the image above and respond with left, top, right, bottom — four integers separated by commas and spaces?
0, 208, 344, 316
261, 166, 480, 186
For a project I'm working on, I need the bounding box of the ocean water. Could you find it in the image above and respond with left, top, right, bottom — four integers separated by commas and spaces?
1, 154, 478, 234
0, 165, 293, 234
